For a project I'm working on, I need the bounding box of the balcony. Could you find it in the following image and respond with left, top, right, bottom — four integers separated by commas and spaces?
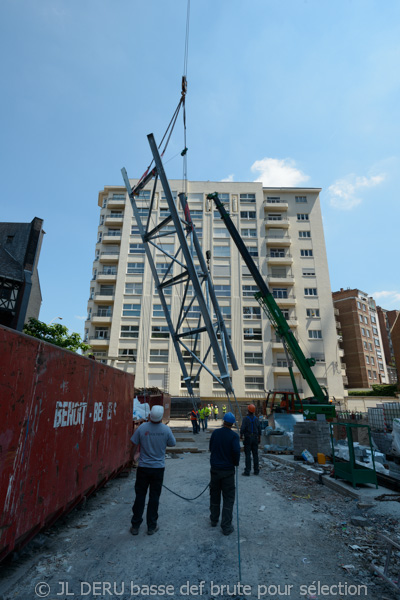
100, 251, 120, 263
88, 337, 110, 348
94, 293, 115, 304
263, 200, 288, 211
265, 217, 289, 228
266, 253, 293, 265
273, 295, 296, 307
265, 234, 291, 246
103, 233, 121, 244
97, 272, 117, 283
107, 197, 126, 208
105, 215, 124, 226
271, 363, 300, 374
91, 313, 112, 325
267, 275, 295, 286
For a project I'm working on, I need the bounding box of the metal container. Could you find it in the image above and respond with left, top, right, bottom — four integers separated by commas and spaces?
0, 325, 135, 561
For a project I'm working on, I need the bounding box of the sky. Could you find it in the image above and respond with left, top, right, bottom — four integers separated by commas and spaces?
1, 0, 399, 338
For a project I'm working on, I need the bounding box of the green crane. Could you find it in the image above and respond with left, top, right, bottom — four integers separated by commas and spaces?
208, 192, 336, 420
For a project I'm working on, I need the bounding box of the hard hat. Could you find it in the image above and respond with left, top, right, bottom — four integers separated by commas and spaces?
150, 405, 164, 422
223, 412, 236, 424
248, 404, 256, 413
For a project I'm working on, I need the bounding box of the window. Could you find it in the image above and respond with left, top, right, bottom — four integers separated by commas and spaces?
159, 208, 171, 219
127, 262, 144, 274
123, 303, 141, 317
243, 285, 258, 297
120, 325, 139, 338
213, 227, 230, 238
150, 349, 169, 363
378, 361, 384, 372
363, 341, 368, 349
244, 328, 262, 340
362, 304, 366, 311
300, 249, 313, 257
266, 197, 280, 203
365, 356, 370, 364
244, 352, 263, 365
95, 249, 100, 260
129, 243, 145, 254
370, 356, 375, 366
214, 264, 231, 277
125, 282, 142, 295
245, 377, 264, 390
240, 193, 256, 203
241, 228, 257, 238
372, 326, 378, 335
297, 213, 309, 221
248, 247, 258, 257
373, 371, 377, 379
118, 349, 136, 360
151, 326, 170, 339
157, 243, 175, 255
304, 288, 317, 296
302, 268, 316, 277
107, 228, 121, 236
182, 349, 200, 362
187, 193, 203, 202
190, 210, 203, 220
270, 248, 285, 257
99, 284, 114, 296
295, 196, 307, 203
180, 376, 199, 390
96, 306, 111, 317
156, 263, 169, 276
266, 213, 283, 221
153, 304, 170, 317
369, 343, 373, 351
137, 190, 151, 201
100, 215, 104, 225
97, 232, 102, 243
215, 285, 230, 297
94, 327, 109, 339
374, 338, 380, 347
376, 350, 382, 358
214, 245, 230, 257
185, 305, 201, 319
366, 329, 370, 338
243, 306, 261, 319
306, 308, 320, 318
368, 370, 372, 379
281, 309, 290, 319
272, 288, 288, 299
357, 301, 361, 309
310, 353, 325, 363
216, 306, 232, 320
240, 211, 256, 219
361, 327, 365, 336
308, 330, 322, 339
371, 315, 376, 324
102, 266, 117, 275
299, 231, 311, 238
364, 316, 368, 324
359, 314, 363, 323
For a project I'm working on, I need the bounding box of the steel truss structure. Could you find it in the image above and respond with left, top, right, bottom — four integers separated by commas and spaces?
121, 134, 238, 397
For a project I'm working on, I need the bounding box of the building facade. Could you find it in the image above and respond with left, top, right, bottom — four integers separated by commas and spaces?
85, 181, 345, 402
377, 307, 399, 385
332, 288, 389, 389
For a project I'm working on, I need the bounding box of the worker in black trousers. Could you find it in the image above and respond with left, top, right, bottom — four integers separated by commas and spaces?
240, 404, 261, 476
209, 412, 240, 536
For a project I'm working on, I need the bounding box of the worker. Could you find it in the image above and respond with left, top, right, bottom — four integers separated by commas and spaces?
222, 404, 227, 415
204, 404, 211, 430
209, 412, 240, 535
240, 404, 261, 476
190, 405, 199, 434
213, 404, 219, 421
130, 405, 176, 535
199, 406, 206, 432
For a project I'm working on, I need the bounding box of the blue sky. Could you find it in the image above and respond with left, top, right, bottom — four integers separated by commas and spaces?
1, 0, 399, 337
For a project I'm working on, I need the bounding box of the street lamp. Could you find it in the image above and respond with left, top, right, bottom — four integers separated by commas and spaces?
49, 317, 63, 325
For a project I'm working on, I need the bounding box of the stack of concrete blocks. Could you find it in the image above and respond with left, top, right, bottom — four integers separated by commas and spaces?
293, 421, 331, 459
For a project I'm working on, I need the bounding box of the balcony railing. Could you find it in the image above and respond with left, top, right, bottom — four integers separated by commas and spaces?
101, 251, 119, 255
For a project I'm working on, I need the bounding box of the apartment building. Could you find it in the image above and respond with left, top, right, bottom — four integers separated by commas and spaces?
377, 306, 399, 385
85, 181, 345, 402
332, 288, 388, 389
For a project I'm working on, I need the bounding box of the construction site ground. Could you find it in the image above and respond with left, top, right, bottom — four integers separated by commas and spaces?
1, 418, 400, 600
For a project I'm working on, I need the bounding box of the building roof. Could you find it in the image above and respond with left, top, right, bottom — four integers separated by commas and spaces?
0, 218, 44, 283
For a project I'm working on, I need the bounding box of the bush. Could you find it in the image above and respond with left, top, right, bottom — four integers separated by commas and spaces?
348, 384, 397, 397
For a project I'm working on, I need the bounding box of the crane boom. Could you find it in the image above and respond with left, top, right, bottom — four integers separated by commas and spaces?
208, 192, 329, 404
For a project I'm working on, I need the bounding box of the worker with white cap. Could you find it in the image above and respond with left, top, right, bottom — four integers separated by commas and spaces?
130, 405, 176, 536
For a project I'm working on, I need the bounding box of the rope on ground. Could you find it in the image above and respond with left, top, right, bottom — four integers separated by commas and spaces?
162, 482, 209, 501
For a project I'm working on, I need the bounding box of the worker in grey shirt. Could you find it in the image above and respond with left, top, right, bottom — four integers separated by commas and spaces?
130, 405, 176, 535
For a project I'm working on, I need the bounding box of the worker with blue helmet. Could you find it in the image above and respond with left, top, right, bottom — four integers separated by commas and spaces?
208, 411, 240, 536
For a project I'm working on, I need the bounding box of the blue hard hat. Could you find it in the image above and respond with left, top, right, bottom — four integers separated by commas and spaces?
223, 412, 236, 424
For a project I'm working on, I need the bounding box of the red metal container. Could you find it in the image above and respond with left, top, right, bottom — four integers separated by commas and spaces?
136, 391, 171, 423
0, 325, 135, 561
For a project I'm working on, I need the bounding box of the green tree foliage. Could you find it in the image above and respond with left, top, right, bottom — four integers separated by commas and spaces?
23, 318, 91, 354
348, 384, 398, 397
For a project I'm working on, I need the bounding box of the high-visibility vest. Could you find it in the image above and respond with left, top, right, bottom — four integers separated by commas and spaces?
204, 407, 211, 416
199, 408, 205, 419
222, 405, 227, 413
190, 409, 198, 421
214, 406, 219, 414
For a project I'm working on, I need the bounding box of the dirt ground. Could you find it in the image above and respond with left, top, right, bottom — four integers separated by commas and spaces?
1, 418, 399, 600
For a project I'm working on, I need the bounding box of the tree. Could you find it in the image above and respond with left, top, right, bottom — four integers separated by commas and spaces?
23, 318, 91, 354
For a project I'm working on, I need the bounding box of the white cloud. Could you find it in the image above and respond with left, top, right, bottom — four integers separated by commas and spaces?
327, 173, 385, 210
251, 158, 310, 187
220, 174, 235, 182
372, 291, 400, 309
75, 315, 87, 321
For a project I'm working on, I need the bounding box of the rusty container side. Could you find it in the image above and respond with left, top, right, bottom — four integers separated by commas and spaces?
0, 325, 135, 561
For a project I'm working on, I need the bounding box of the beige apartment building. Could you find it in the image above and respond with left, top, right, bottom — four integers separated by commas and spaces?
332, 288, 389, 389
85, 181, 345, 402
